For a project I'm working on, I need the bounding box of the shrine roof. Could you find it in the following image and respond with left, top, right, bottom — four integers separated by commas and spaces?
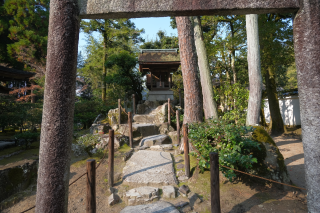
0, 65, 35, 81
138, 49, 180, 63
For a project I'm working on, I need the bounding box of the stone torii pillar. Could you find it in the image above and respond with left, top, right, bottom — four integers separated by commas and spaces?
36, 0, 320, 212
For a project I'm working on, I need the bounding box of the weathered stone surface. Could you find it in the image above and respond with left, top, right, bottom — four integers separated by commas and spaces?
174, 201, 189, 209
90, 124, 111, 134
108, 108, 127, 126
133, 114, 155, 124
79, 0, 300, 19
178, 175, 189, 182
175, 149, 183, 155
162, 185, 176, 198
139, 134, 171, 147
92, 113, 107, 124
180, 204, 192, 213
150, 103, 168, 124
0, 141, 15, 150
124, 186, 159, 205
123, 150, 178, 186
177, 170, 184, 177
168, 131, 180, 145
95, 134, 122, 150
176, 164, 184, 169
136, 100, 160, 114
108, 193, 120, 206
123, 149, 134, 161
179, 185, 190, 195
150, 144, 173, 151
120, 201, 179, 213
0, 159, 38, 202
188, 192, 202, 206
117, 123, 160, 138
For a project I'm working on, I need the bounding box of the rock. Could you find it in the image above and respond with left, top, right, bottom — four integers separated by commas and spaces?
108, 193, 120, 206
116, 134, 129, 146
162, 185, 176, 198
134, 146, 148, 151
117, 123, 161, 138
89, 124, 111, 134
0, 159, 38, 202
133, 114, 155, 124
95, 135, 122, 150
108, 108, 128, 126
92, 113, 107, 124
123, 149, 134, 161
150, 144, 173, 151
123, 150, 178, 186
158, 122, 175, 134
124, 187, 159, 205
180, 204, 192, 213
177, 170, 184, 177
175, 149, 183, 155
139, 134, 171, 147
168, 131, 180, 145
108, 187, 116, 194
174, 201, 189, 208
179, 185, 190, 196
120, 201, 179, 213
136, 100, 160, 114
176, 164, 184, 169
188, 192, 202, 206
178, 175, 189, 182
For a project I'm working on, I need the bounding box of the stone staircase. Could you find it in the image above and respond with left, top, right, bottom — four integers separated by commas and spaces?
107, 101, 201, 213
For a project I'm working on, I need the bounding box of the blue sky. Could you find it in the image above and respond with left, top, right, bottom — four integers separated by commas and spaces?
78, 17, 178, 55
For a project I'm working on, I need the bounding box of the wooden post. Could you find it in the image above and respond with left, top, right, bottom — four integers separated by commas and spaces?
132, 94, 136, 115
210, 152, 221, 213
176, 110, 180, 144
128, 112, 133, 148
118, 99, 121, 125
108, 129, 114, 187
183, 124, 190, 177
86, 159, 96, 213
179, 89, 182, 108
168, 98, 171, 126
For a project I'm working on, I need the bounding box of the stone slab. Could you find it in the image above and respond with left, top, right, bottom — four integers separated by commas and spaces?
120, 201, 179, 213
139, 134, 171, 147
123, 150, 178, 186
124, 186, 159, 205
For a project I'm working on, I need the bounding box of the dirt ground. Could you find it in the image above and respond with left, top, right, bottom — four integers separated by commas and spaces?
1, 134, 308, 213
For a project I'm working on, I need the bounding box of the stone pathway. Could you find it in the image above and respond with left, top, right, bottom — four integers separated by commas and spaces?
122, 150, 177, 186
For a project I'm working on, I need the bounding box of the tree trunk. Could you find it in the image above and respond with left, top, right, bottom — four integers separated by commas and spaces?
293, 1, 320, 211
176, 16, 203, 124
260, 107, 267, 127
265, 66, 285, 135
35, 0, 80, 212
245, 14, 262, 126
102, 35, 107, 102
193, 16, 218, 120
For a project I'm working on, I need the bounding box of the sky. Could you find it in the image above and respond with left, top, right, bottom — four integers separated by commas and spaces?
78, 17, 178, 55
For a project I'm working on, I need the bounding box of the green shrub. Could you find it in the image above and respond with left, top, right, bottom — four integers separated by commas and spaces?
15, 132, 40, 149
188, 119, 260, 180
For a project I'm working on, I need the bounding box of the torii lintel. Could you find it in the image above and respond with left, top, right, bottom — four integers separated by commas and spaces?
78, 0, 300, 19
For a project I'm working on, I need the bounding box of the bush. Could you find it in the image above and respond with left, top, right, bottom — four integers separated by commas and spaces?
15, 132, 40, 149
72, 134, 101, 156
188, 119, 260, 180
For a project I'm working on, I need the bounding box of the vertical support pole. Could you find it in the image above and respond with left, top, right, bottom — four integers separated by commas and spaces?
210, 152, 221, 213
128, 112, 133, 148
35, 0, 80, 211
168, 98, 171, 126
118, 99, 121, 125
86, 159, 96, 213
179, 89, 182, 108
183, 124, 190, 177
293, 1, 320, 211
108, 129, 114, 187
132, 94, 136, 115
176, 110, 180, 145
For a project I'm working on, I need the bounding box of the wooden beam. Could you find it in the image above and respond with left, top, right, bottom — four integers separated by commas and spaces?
79, 0, 300, 19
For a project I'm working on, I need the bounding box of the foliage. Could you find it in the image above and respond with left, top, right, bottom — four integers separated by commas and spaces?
74, 98, 115, 129
105, 51, 145, 102
215, 82, 249, 125
14, 131, 40, 149
171, 68, 183, 101
188, 119, 260, 180
0, 95, 43, 131
2, 0, 49, 76
72, 133, 101, 156
140, 30, 179, 49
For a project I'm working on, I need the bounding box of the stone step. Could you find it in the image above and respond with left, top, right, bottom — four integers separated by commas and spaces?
120, 201, 179, 213
122, 150, 178, 187
115, 123, 174, 138
139, 134, 171, 147
133, 114, 155, 124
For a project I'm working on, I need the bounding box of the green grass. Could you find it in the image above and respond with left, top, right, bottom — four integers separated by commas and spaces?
0, 146, 23, 157
118, 144, 131, 153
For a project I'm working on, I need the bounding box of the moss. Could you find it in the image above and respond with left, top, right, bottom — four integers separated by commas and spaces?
0, 142, 39, 166
118, 144, 131, 153
0, 146, 23, 157
8, 167, 24, 186
251, 126, 288, 177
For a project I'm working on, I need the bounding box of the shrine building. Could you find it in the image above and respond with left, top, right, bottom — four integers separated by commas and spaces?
138, 49, 180, 101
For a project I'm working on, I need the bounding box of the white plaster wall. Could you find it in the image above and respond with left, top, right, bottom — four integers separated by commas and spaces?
264, 96, 301, 126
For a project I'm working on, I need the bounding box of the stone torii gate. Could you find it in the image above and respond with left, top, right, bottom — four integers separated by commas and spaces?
36, 0, 320, 212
